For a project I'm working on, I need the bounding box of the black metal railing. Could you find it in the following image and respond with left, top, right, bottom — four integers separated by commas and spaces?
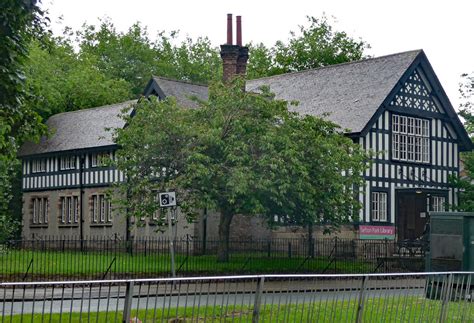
0, 237, 427, 281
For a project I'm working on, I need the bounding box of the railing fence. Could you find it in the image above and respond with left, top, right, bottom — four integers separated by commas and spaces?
1, 272, 472, 322
1, 237, 428, 281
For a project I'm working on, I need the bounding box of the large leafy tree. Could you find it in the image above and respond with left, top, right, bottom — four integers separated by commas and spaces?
25, 37, 132, 119
247, 15, 369, 79
268, 114, 369, 251
0, 0, 48, 240
76, 20, 221, 95
451, 72, 474, 211
114, 80, 369, 262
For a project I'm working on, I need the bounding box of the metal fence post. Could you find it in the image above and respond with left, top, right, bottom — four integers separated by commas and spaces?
252, 276, 265, 323
123, 281, 134, 323
440, 273, 453, 322
356, 275, 368, 323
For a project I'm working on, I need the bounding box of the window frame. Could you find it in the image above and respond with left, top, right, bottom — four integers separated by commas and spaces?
391, 114, 431, 164
429, 195, 446, 212
31, 159, 46, 173
371, 191, 388, 222
59, 195, 79, 226
90, 152, 110, 168
31, 196, 49, 226
91, 193, 112, 225
60, 156, 76, 170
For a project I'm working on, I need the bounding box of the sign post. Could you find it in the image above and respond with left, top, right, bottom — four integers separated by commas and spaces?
159, 192, 177, 280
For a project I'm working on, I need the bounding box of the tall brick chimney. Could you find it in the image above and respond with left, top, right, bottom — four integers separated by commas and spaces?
220, 14, 249, 83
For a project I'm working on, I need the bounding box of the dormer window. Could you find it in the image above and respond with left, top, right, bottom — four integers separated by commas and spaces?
392, 115, 430, 163
60, 156, 76, 170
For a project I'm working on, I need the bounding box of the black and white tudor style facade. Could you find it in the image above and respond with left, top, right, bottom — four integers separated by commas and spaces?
18, 49, 473, 241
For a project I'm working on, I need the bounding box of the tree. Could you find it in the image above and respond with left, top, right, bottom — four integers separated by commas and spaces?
451, 72, 474, 211
247, 15, 369, 79
113, 96, 198, 225
25, 37, 132, 119
0, 0, 48, 241
114, 80, 369, 262
76, 20, 221, 95
267, 114, 369, 253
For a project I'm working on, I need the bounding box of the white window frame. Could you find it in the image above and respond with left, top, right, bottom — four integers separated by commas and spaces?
392, 115, 430, 163
31, 159, 46, 173
91, 194, 112, 224
60, 196, 79, 225
430, 196, 446, 212
371, 192, 388, 222
60, 156, 76, 170
32, 197, 48, 225
91, 152, 110, 168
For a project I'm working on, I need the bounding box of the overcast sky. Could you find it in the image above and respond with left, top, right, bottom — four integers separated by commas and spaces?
43, 0, 474, 110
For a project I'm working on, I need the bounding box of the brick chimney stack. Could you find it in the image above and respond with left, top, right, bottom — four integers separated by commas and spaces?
220, 14, 249, 84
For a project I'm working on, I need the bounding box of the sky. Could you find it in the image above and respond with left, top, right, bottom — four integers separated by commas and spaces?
42, 0, 474, 110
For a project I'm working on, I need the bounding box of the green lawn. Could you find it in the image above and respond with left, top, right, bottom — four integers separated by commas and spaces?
5, 296, 473, 322
1, 249, 374, 280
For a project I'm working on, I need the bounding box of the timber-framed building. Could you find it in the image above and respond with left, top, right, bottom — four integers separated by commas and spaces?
18, 17, 472, 242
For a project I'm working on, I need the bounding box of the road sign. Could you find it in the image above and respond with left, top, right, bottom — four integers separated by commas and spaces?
159, 192, 177, 207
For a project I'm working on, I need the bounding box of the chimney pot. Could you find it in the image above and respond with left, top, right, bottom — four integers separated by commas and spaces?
227, 14, 233, 45
236, 16, 242, 46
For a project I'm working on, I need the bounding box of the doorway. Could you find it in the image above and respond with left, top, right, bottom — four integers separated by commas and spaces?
396, 190, 428, 241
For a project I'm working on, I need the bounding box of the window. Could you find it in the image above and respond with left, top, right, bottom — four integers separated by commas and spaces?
90, 152, 110, 168
392, 115, 430, 163
430, 196, 446, 212
152, 194, 162, 221
32, 197, 49, 225
31, 159, 46, 173
371, 192, 387, 222
91, 194, 112, 224
60, 156, 76, 170
60, 196, 79, 225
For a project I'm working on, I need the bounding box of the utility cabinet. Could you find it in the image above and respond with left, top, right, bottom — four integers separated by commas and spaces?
427, 212, 474, 271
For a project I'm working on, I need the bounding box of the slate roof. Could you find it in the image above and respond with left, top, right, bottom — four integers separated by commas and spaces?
152, 77, 208, 108
246, 50, 422, 133
19, 50, 424, 156
18, 101, 136, 157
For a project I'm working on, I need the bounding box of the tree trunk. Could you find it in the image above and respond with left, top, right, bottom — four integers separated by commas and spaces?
217, 211, 234, 262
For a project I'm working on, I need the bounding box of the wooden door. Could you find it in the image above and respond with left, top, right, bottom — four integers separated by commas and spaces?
397, 192, 428, 241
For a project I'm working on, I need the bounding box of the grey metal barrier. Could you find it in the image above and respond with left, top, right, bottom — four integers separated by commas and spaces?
1, 272, 473, 322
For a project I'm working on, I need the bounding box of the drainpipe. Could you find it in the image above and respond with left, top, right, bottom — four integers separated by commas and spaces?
79, 155, 85, 249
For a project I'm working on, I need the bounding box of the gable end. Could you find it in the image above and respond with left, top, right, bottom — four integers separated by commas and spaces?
361, 51, 472, 151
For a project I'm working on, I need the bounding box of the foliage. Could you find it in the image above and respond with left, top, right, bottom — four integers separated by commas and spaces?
247, 15, 369, 78
267, 114, 368, 230
0, 0, 49, 240
451, 72, 474, 211
114, 80, 368, 261
113, 96, 198, 224
25, 38, 132, 119
75, 20, 221, 95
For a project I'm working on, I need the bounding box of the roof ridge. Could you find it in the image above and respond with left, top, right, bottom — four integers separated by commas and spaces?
249, 49, 423, 82
152, 75, 208, 87
48, 100, 137, 119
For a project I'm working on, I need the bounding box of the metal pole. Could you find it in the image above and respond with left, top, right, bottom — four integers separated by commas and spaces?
123, 281, 134, 323
356, 275, 368, 323
252, 276, 265, 323
440, 273, 453, 322
168, 208, 176, 280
